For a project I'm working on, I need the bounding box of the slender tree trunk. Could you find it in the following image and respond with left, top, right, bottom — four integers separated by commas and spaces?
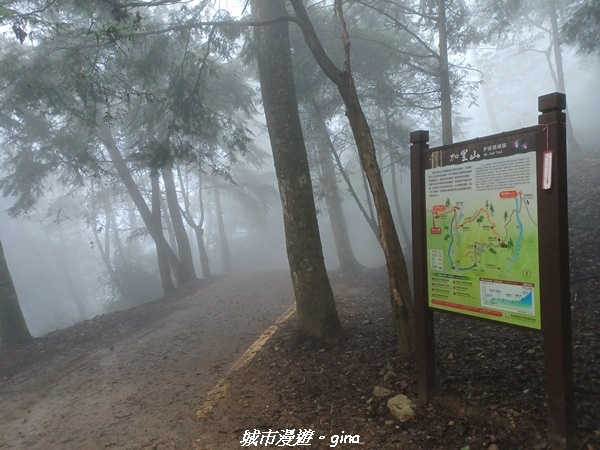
340, 74, 415, 354
112, 221, 127, 268
101, 194, 127, 268
177, 166, 212, 278
91, 222, 124, 294
91, 222, 115, 279
127, 200, 140, 261
160, 197, 178, 252
195, 178, 212, 278
97, 121, 185, 289
251, 0, 343, 343
213, 186, 233, 273
388, 151, 411, 250
310, 99, 379, 237
194, 227, 211, 277
0, 240, 32, 346
383, 106, 411, 249
326, 124, 379, 238
312, 100, 362, 272
437, 0, 453, 144
162, 164, 196, 280
151, 171, 176, 293
549, 0, 582, 155
291, 0, 415, 353
88, 188, 123, 297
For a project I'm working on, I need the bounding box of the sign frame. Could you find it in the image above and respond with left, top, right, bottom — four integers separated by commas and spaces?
410, 93, 574, 448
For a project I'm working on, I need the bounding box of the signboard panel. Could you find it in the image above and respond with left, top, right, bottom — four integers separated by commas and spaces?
424, 129, 541, 329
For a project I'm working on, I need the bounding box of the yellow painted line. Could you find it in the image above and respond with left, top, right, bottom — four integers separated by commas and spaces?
226, 302, 296, 374
196, 302, 296, 421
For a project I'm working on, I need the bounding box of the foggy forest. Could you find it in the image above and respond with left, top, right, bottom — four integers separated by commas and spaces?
0, 0, 599, 449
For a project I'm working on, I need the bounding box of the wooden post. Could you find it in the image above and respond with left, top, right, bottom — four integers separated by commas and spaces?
410, 130, 436, 403
537, 92, 574, 449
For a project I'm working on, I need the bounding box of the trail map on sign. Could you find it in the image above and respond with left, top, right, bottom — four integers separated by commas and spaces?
425, 131, 541, 329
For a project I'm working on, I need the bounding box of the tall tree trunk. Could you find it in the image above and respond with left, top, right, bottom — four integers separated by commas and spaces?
387, 148, 411, 250
178, 166, 212, 278
151, 171, 176, 293
195, 175, 212, 278
326, 122, 380, 238
97, 121, 185, 289
291, 0, 415, 353
194, 227, 211, 278
88, 186, 124, 297
251, 0, 343, 342
91, 222, 125, 296
160, 196, 179, 252
383, 106, 411, 249
549, 0, 582, 155
162, 164, 197, 280
91, 224, 117, 281
213, 186, 233, 273
0, 240, 32, 346
127, 200, 140, 261
100, 193, 127, 269
437, 0, 453, 144
311, 99, 362, 272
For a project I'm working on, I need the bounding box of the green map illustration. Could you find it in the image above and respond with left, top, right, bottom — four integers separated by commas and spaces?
430, 193, 538, 280
425, 147, 541, 329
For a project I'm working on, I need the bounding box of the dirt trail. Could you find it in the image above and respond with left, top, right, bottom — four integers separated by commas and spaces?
0, 270, 294, 449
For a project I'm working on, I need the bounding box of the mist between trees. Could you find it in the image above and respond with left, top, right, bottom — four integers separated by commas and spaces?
0, 0, 598, 344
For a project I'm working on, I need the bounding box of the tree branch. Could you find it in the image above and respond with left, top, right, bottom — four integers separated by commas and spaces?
132, 15, 299, 37
289, 0, 343, 85
101, 0, 193, 9
350, 0, 439, 58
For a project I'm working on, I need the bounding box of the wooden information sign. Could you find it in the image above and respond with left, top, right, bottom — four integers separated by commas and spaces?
410, 93, 574, 448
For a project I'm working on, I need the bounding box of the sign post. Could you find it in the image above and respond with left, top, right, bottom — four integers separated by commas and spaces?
537, 93, 574, 448
410, 93, 574, 448
410, 130, 435, 402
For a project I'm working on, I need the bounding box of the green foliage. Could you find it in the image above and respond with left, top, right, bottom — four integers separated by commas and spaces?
563, 0, 600, 54
475, 0, 597, 55
0, 4, 17, 20
0, 1, 257, 217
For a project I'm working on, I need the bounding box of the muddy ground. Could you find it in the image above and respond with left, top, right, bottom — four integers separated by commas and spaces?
0, 271, 295, 449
